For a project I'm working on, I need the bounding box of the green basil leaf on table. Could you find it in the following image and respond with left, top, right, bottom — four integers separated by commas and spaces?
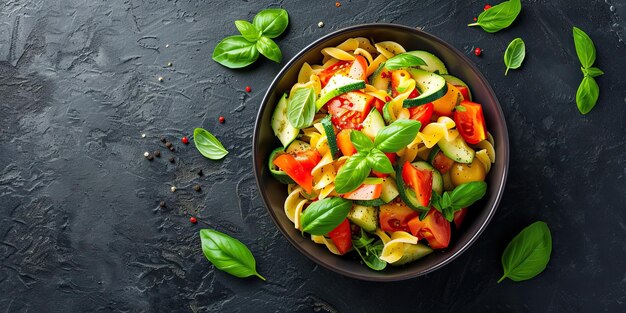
373, 119, 421, 153
581, 66, 604, 78
234, 20, 261, 42
253, 8, 289, 38
212, 35, 259, 69
367, 149, 394, 174
350, 130, 374, 152
448, 181, 488, 210
286, 87, 315, 128
300, 197, 353, 235
256, 36, 282, 63
200, 229, 266, 281
194, 128, 228, 160
334, 153, 370, 194
384, 53, 426, 70
467, 0, 521, 33
499, 221, 552, 283
572, 26, 596, 69
576, 76, 600, 115
503, 37, 526, 75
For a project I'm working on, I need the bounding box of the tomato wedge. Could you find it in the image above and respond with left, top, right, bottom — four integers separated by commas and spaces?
407, 209, 451, 249
456, 86, 470, 101
408, 103, 434, 130
373, 97, 385, 115
454, 100, 487, 144
328, 219, 353, 255
431, 150, 455, 174
453, 208, 468, 228
348, 55, 368, 81
401, 161, 433, 207
327, 92, 374, 130
379, 202, 418, 233
317, 61, 351, 87
343, 183, 382, 200
372, 153, 397, 178
273, 150, 321, 194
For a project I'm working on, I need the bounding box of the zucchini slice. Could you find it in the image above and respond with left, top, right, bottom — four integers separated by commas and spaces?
437, 135, 475, 164
271, 93, 299, 147
315, 75, 366, 110
285, 140, 311, 154
321, 115, 340, 159
403, 69, 448, 107
395, 163, 430, 212
361, 108, 386, 140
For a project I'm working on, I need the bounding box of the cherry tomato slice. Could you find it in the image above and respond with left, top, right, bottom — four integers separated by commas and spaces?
453, 100, 487, 144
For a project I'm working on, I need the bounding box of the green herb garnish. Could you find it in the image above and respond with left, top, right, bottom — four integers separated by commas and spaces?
286, 87, 316, 128
468, 0, 521, 33
503, 38, 526, 75
572, 26, 603, 114
200, 229, 266, 280
498, 221, 552, 283
193, 128, 228, 160
300, 197, 353, 235
431, 182, 487, 221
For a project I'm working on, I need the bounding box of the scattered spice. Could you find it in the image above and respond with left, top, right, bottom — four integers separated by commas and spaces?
169, 146, 175, 152
245, 86, 251, 93
160, 136, 167, 143
193, 184, 201, 192
198, 169, 204, 176
182, 136, 189, 144
144, 152, 153, 160
158, 76, 164, 82
474, 47, 482, 56
154, 150, 161, 157
168, 156, 175, 163
473, 17, 477, 21
219, 116, 225, 124
189, 217, 197, 224
170, 186, 177, 192
144, 151, 150, 157
159, 201, 166, 208
484, 4, 492, 10
167, 62, 173, 67
165, 44, 170, 48
141, 133, 146, 138
335, 1, 341, 7
317, 21, 324, 28
165, 142, 173, 148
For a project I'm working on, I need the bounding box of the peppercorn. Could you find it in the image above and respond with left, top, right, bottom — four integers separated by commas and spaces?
474, 47, 482, 56
158, 76, 164, 82
167, 62, 173, 67
219, 116, 225, 124
484, 4, 491, 10
245, 86, 251, 93
154, 150, 161, 157
165, 142, 173, 148
160, 136, 167, 143
170, 186, 177, 192
181, 136, 189, 144
168, 156, 175, 163
317, 21, 324, 28
159, 201, 166, 208
144, 152, 153, 160
198, 169, 204, 176
189, 217, 197, 224
169, 146, 175, 152
193, 184, 201, 192
335, 1, 341, 7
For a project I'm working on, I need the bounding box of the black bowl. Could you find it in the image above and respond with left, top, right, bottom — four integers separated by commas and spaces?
253, 23, 509, 281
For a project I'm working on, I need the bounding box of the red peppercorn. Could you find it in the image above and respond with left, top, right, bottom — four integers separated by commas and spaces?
189, 217, 197, 224
245, 86, 251, 93
484, 4, 491, 10
219, 116, 225, 124
474, 47, 482, 56
181, 136, 189, 144
473, 17, 477, 21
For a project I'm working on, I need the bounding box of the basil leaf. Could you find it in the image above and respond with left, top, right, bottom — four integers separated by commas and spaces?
300, 197, 353, 235
286, 87, 315, 128
448, 181, 487, 210
504, 38, 526, 75
499, 221, 552, 283
467, 0, 521, 33
334, 153, 370, 194
200, 229, 265, 281
350, 130, 374, 152
353, 229, 375, 248
582, 66, 604, 78
576, 76, 600, 115
256, 36, 282, 63
384, 53, 426, 70
234, 20, 261, 42
572, 27, 596, 69
193, 128, 228, 160
367, 149, 394, 174
354, 240, 387, 271
374, 119, 421, 153
253, 8, 289, 38
430, 191, 442, 212
212, 35, 259, 69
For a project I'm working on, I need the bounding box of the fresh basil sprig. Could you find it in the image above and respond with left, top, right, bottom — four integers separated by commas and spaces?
194, 128, 229, 160
300, 197, 353, 235
374, 119, 421, 153
212, 8, 288, 68
350, 130, 374, 152
503, 38, 526, 75
572, 27, 603, 114
384, 53, 426, 70
498, 221, 552, 283
334, 153, 370, 194
431, 181, 487, 221
467, 0, 521, 33
200, 229, 266, 281
353, 229, 387, 271
286, 87, 316, 128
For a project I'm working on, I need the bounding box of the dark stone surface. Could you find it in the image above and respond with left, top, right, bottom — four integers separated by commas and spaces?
1, 0, 625, 312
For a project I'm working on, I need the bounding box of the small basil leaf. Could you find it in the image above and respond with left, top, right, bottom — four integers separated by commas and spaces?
442, 192, 452, 208
384, 53, 426, 70
353, 229, 375, 248
504, 38, 526, 75
300, 197, 352, 235
448, 181, 487, 210
286, 87, 315, 128
430, 191, 442, 211
572, 27, 596, 69
212, 35, 259, 69
253, 8, 289, 38
234, 20, 261, 42
193, 128, 229, 160
367, 149, 394, 174
582, 66, 604, 78
200, 229, 265, 281
334, 153, 370, 194
256, 36, 282, 63
374, 119, 421, 153
442, 207, 454, 222
499, 221, 552, 283
467, 0, 521, 33
354, 240, 387, 271
576, 76, 600, 115
350, 130, 374, 152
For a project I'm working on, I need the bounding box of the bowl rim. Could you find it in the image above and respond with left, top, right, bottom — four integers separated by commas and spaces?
252, 23, 509, 281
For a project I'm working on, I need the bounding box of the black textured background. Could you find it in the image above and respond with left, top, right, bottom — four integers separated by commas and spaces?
1, 0, 625, 312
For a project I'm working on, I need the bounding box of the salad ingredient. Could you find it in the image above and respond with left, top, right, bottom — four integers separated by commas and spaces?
572, 27, 603, 114
407, 209, 451, 249
430, 83, 463, 116
503, 38, 526, 75
327, 92, 373, 130
361, 108, 386, 140
287, 87, 316, 128
347, 205, 378, 232
245, 86, 251, 93
405, 51, 448, 74
373, 119, 421, 153
402, 69, 448, 107
411, 161, 444, 195
336, 129, 357, 156
190, 217, 197, 224
467, 0, 521, 33
454, 100, 487, 144
379, 202, 418, 233
219, 116, 225, 123
182, 136, 189, 144
484, 4, 492, 10
300, 197, 353, 235
200, 229, 266, 281
353, 230, 387, 270
474, 47, 482, 56
429, 147, 455, 174
343, 183, 383, 201
450, 160, 486, 186
499, 221, 552, 283
384, 53, 426, 70
328, 219, 353, 255
316, 76, 366, 110
431, 181, 487, 221
273, 150, 320, 193
334, 153, 370, 193
321, 116, 341, 159
349, 55, 369, 81
437, 134, 475, 164
271, 94, 299, 147
268, 148, 295, 184
193, 128, 229, 160
391, 242, 433, 265
408, 103, 434, 129
398, 161, 433, 210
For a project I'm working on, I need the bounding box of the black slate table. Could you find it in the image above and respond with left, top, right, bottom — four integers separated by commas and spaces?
1, 0, 625, 312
